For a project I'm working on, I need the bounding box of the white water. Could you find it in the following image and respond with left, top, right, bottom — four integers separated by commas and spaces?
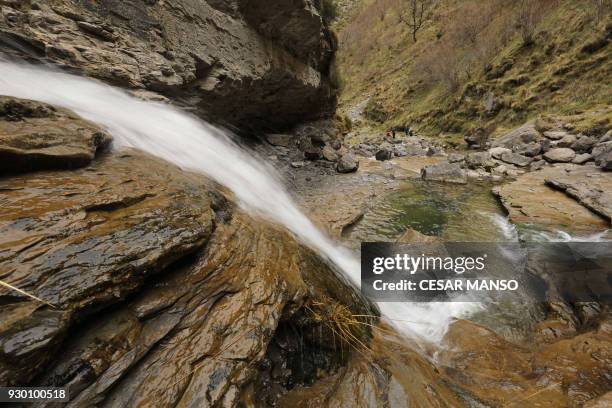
0, 59, 478, 342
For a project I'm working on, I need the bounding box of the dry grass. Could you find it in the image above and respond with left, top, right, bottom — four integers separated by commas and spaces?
335, 0, 611, 138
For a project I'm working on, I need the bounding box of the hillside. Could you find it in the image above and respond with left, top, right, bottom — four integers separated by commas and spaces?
334, 0, 611, 146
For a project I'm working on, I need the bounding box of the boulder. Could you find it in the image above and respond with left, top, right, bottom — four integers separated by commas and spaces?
0, 96, 111, 174
336, 154, 359, 173
592, 141, 612, 170
465, 151, 493, 169
491, 121, 542, 148
572, 153, 592, 164
421, 162, 467, 184
375, 148, 393, 161
544, 148, 576, 163
512, 142, 541, 157
571, 135, 597, 153
543, 130, 570, 140
322, 145, 339, 162
540, 138, 552, 153
265, 133, 293, 147
530, 160, 546, 171
448, 153, 465, 163
500, 151, 533, 167
489, 147, 511, 159
557, 134, 577, 148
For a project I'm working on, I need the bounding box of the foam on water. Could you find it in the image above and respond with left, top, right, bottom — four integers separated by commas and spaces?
0, 59, 478, 343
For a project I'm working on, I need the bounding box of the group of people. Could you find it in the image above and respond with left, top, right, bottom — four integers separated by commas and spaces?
385, 126, 413, 140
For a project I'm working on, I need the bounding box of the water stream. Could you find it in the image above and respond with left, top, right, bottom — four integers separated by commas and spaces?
0, 59, 476, 343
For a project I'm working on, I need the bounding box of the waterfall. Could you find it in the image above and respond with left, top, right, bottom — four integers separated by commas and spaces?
0, 59, 478, 342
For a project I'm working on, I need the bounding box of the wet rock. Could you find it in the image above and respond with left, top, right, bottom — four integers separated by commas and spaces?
492, 121, 542, 148
0, 96, 111, 174
544, 148, 576, 163
592, 141, 612, 170
489, 146, 510, 159
545, 166, 612, 224
336, 154, 359, 173
421, 162, 467, 184
572, 153, 592, 164
0, 0, 335, 129
0, 150, 217, 386
492, 165, 608, 231
513, 141, 541, 157
500, 151, 533, 167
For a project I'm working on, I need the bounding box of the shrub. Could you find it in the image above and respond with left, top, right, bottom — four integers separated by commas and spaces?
320, 0, 338, 23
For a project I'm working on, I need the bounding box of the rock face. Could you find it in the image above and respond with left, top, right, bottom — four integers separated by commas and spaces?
0, 0, 336, 129
492, 165, 609, 231
545, 166, 612, 224
0, 96, 111, 174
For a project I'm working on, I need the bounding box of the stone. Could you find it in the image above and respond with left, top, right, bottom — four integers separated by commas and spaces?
572, 153, 592, 164
448, 153, 464, 163
421, 162, 467, 184
530, 160, 546, 171
322, 145, 339, 162
540, 138, 552, 153
492, 164, 508, 176
592, 141, 612, 170
465, 151, 492, 169
492, 165, 608, 230
290, 161, 307, 168
265, 134, 293, 147
557, 134, 577, 148
500, 151, 533, 167
571, 135, 597, 153
545, 166, 612, 224
544, 148, 576, 163
0, 96, 111, 174
513, 142, 541, 157
375, 148, 393, 161
491, 121, 542, 148
304, 146, 323, 160
489, 147, 511, 159
543, 130, 570, 140
336, 154, 359, 173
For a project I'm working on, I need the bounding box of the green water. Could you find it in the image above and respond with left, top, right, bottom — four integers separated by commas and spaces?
347, 180, 512, 245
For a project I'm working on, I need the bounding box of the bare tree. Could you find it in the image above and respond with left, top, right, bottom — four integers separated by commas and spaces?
397, 0, 436, 42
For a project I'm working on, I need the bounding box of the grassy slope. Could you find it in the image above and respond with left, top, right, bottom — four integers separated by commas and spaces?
335, 0, 611, 145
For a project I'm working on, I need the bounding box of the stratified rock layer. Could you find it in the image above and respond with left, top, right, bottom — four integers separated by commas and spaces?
0, 0, 336, 129
0, 96, 111, 174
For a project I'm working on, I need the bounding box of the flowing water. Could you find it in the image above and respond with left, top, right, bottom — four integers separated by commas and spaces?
0, 59, 477, 343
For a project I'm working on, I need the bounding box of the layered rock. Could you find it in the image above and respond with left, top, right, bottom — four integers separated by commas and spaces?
0, 96, 111, 174
0, 0, 336, 129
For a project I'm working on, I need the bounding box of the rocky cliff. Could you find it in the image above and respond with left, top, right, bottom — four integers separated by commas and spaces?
0, 0, 337, 130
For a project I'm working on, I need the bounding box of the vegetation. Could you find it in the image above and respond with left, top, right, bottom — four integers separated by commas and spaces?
334, 0, 612, 141
320, 0, 339, 23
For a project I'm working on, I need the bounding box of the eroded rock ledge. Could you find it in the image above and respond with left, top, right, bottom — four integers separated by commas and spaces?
0, 0, 336, 129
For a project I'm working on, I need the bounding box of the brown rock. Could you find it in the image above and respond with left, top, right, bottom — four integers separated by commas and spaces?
0, 96, 111, 174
